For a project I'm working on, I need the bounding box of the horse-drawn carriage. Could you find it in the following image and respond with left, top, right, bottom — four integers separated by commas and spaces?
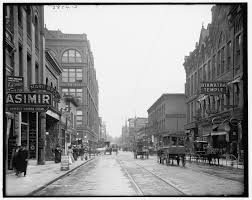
157, 145, 186, 167
188, 140, 221, 165
133, 140, 149, 159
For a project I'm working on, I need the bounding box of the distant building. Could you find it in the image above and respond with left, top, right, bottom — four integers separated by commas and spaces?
127, 117, 148, 149
147, 94, 186, 147
44, 28, 99, 148
183, 4, 246, 160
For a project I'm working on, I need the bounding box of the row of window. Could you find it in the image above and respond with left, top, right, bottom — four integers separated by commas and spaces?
187, 34, 242, 97
62, 88, 83, 103
187, 84, 240, 123
62, 68, 83, 83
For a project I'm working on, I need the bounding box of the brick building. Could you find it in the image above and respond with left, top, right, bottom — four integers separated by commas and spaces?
147, 94, 186, 147
183, 4, 246, 160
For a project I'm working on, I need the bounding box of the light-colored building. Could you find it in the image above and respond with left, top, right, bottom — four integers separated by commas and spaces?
147, 94, 186, 147
44, 28, 99, 148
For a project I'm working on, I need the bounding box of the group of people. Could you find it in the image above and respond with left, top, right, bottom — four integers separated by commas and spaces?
12, 145, 29, 177
67, 145, 89, 164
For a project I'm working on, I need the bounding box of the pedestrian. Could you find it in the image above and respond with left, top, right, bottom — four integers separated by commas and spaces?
53, 144, 62, 163
15, 145, 29, 177
79, 146, 84, 161
12, 145, 21, 176
73, 146, 78, 161
67, 146, 74, 164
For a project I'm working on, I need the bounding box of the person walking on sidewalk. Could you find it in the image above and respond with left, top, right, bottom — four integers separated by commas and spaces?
53, 144, 62, 163
67, 146, 74, 164
15, 145, 29, 177
79, 145, 84, 161
12, 145, 21, 176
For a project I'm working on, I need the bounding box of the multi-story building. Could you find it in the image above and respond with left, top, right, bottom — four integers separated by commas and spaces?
44, 28, 99, 148
4, 5, 64, 167
58, 95, 79, 155
127, 117, 148, 149
147, 94, 186, 147
183, 5, 246, 160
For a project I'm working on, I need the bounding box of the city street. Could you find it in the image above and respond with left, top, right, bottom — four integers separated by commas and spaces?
33, 151, 244, 196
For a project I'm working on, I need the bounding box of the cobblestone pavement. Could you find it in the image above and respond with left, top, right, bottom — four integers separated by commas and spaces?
121, 153, 244, 196
33, 151, 244, 196
33, 154, 138, 196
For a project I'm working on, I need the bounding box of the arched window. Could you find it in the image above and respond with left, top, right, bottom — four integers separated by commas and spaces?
26, 6, 31, 37
62, 49, 82, 63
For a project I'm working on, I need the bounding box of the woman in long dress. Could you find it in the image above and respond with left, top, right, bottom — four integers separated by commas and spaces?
67, 146, 74, 164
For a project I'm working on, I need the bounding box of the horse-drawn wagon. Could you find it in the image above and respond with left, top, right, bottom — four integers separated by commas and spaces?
157, 145, 186, 167
133, 140, 149, 159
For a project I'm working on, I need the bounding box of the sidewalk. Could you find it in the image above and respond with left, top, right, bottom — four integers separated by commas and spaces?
4, 155, 96, 196
148, 155, 244, 169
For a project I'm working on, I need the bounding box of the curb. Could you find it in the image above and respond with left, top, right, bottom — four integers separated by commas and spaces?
27, 157, 96, 196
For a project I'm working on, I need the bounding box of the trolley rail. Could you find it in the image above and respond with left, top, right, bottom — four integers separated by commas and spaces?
117, 158, 186, 196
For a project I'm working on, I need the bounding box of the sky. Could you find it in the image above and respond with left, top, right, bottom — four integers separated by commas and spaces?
44, 4, 213, 137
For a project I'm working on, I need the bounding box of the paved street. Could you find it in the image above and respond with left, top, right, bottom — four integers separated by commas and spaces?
33, 151, 244, 196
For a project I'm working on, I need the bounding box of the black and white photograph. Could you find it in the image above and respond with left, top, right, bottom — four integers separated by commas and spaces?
2, 2, 248, 197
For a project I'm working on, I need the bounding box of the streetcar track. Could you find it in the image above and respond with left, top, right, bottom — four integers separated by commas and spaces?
117, 158, 186, 196
133, 161, 186, 195
116, 158, 144, 195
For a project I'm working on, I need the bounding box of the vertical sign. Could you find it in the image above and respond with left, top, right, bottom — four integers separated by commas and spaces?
7, 76, 24, 92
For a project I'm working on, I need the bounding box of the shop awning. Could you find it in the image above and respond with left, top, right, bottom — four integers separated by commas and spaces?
211, 132, 227, 136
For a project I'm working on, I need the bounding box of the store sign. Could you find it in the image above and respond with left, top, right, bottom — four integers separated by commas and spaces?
6, 92, 52, 112
7, 76, 24, 92
201, 81, 227, 95
61, 155, 69, 171
30, 84, 61, 100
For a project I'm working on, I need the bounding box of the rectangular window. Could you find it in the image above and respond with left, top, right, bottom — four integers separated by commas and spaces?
207, 60, 211, 80
69, 88, 75, 96
35, 63, 39, 84
227, 42, 232, 71
203, 64, 207, 80
221, 47, 225, 74
235, 34, 241, 66
199, 68, 202, 82
217, 51, 220, 76
76, 69, 83, 82
212, 55, 215, 79
62, 88, 68, 96
194, 72, 198, 92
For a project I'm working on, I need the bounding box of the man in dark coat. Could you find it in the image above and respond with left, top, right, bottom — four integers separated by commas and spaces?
12, 146, 21, 175
53, 145, 62, 163
16, 145, 29, 176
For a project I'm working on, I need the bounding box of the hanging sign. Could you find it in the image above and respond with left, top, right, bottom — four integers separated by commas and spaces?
201, 81, 227, 95
7, 76, 24, 92
30, 84, 61, 101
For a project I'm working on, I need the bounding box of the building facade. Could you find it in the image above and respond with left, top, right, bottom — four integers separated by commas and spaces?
147, 94, 186, 147
4, 5, 60, 167
183, 5, 246, 160
44, 29, 99, 147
